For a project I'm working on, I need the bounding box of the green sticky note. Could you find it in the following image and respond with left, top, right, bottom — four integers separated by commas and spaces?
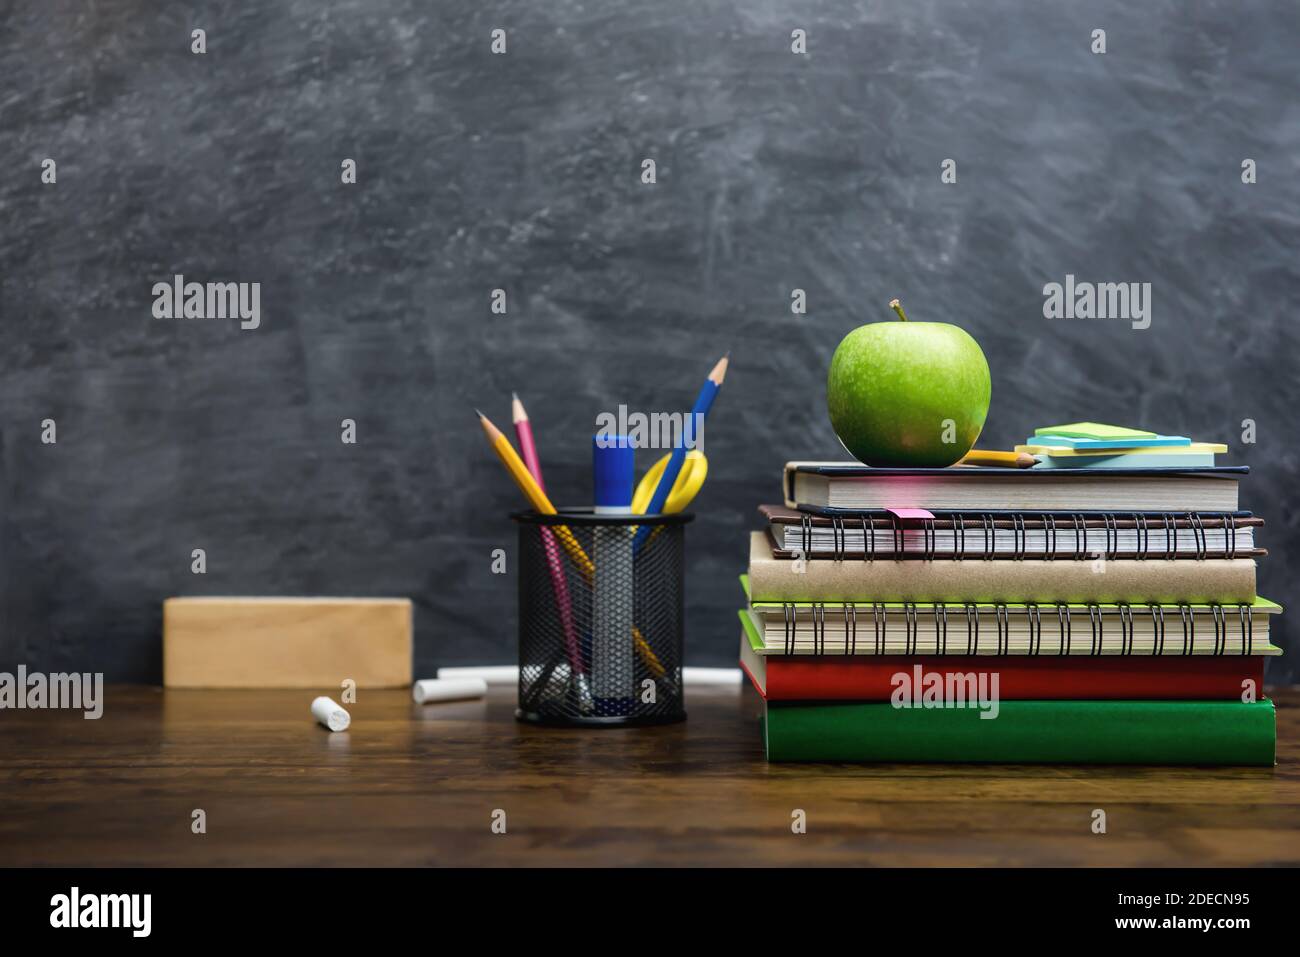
1033, 422, 1157, 440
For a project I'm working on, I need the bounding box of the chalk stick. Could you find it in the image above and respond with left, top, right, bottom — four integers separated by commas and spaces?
412, 677, 488, 704
436, 666, 517, 684
311, 696, 350, 732
163, 597, 412, 689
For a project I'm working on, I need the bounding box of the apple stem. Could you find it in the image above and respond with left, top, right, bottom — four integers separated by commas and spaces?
889, 298, 909, 321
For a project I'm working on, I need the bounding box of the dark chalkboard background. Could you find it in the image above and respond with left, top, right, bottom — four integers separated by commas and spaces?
2, 1, 1297, 682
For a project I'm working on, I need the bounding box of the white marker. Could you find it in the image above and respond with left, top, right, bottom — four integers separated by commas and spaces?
412, 677, 488, 704
311, 696, 350, 732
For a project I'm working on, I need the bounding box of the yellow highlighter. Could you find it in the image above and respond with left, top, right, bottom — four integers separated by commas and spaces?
633, 449, 708, 514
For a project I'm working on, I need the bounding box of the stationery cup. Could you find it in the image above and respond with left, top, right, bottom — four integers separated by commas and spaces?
511, 508, 692, 726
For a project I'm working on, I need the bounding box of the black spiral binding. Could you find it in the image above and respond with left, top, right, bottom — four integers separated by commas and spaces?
921, 519, 937, 561
1189, 512, 1207, 560
1011, 514, 1026, 561
771, 596, 1255, 656
1178, 604, 1195, 655
1071, 514, 1087, 561
1210, 604, 1226, 656
811, 602, 826, 656
1102, 513, 1119, 561
1117, 603, 1133, 655
903, 602, 918, 654
787, 510, 1248, 561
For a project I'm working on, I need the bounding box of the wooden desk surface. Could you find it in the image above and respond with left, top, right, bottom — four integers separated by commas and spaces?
2, 684, 1297, 867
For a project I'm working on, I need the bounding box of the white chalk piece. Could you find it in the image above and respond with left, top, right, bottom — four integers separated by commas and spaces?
412, 677, 488, 704
436, 665, 517, 684
311, 696, 350, 732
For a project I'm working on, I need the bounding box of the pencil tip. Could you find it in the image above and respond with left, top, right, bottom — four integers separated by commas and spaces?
511, 391, 519, 402
474, 408, 485, 419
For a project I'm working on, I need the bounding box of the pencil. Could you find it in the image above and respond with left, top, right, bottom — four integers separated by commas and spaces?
510, 394, 582, 682
476, 410, 665, 678
477, 409, 589, 563
958, 449, 1037, 468
633, 353, 728, 550
511, 392, 545, 489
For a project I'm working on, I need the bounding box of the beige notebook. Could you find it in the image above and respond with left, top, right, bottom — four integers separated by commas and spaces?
746, 531, 1257, 604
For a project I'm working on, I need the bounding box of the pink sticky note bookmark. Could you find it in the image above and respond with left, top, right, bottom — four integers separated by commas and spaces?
885, 507, 936, 522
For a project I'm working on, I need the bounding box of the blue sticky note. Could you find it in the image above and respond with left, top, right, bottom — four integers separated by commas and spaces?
1029, 433, 1192, 450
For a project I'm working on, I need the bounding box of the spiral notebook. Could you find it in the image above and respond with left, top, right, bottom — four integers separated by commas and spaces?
739, 576, 1282, 657
759, 504, 1262, 560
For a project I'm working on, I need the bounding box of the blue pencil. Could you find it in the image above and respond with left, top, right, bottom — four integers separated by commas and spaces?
633, 354, 729, 550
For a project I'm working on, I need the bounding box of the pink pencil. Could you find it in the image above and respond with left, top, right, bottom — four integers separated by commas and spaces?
511, 392, 546, 487
512, 394, 584, 680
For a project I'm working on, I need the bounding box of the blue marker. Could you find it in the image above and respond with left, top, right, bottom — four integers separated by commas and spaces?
592, 435, 635, 715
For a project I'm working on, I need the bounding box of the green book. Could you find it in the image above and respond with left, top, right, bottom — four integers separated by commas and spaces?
761, 698, 1276, 765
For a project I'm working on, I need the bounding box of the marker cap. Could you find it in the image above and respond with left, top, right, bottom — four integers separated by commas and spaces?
593, 434, 635, 513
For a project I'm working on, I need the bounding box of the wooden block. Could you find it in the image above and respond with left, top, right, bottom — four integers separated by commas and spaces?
163, 598, 412, 689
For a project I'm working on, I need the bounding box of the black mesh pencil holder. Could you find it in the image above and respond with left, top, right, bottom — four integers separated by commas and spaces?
512, 508, 692, 726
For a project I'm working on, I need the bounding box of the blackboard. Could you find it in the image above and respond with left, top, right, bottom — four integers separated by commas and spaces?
1, 0, 1295, 682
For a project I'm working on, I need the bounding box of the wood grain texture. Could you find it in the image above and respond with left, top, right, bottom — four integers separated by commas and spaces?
163, 597, 412, 687
0, 1, 1296, 685
0, 683, 1295, 866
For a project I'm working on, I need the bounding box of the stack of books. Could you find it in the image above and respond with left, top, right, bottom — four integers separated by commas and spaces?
739, 457, 1281, 764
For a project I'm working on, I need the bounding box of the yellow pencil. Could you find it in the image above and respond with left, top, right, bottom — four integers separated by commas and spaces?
476, 410, 665, 677
477, 409, 592, 572
958, 449, 1037, 469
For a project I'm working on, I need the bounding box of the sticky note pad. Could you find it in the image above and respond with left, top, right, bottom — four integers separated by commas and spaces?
885, 507, 936, 522
1033, 422, 1158, 441
163, 597, 412, 688
1030, 433, 1192, 449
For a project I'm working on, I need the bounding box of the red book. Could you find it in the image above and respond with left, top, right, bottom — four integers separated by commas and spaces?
740, 632, 1266, 701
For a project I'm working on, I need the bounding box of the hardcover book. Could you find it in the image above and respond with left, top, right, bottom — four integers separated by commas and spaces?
758, 697, 1277, 765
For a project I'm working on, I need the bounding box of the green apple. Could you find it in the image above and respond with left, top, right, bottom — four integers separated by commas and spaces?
827, 300, 991, 467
